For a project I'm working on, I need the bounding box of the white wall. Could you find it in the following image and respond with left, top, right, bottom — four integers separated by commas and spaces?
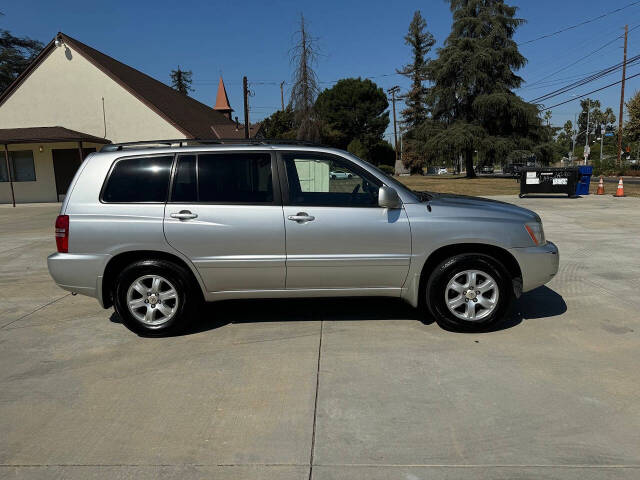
0, 43, 184, 143
295, 159, 330, 192
0, 142, 104, 204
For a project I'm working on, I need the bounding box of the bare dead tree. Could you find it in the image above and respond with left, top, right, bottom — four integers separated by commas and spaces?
289, 14, 320, 142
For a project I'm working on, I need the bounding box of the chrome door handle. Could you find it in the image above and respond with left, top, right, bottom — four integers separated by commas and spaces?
170, 210, 198, 220
287, 212, 315, 223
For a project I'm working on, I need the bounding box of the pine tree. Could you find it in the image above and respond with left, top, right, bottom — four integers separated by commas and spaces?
170, 66, 193, 95
423, 0, 539, 177
397, 11, 435, 129
289, 14, 320, 142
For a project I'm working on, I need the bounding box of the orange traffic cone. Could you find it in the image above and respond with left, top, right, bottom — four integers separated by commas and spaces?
596, 176, 605, 195
614, 177, 625, 197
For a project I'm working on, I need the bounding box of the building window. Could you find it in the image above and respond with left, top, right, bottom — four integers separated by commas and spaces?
0, 150, 36, 182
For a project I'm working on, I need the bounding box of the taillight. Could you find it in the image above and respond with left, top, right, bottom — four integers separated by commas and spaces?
55, 215, 69, 253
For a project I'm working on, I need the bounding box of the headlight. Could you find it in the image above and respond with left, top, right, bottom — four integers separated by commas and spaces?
524, 222, 546, 246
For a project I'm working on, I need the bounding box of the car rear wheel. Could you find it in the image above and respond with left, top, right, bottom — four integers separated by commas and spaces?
424, 253, 514, 332
114, 259, 194, 336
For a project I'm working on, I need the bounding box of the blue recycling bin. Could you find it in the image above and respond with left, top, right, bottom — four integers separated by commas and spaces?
576, 165, 593, 195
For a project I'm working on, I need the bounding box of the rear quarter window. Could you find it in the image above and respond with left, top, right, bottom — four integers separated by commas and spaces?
102, 155, 173, 203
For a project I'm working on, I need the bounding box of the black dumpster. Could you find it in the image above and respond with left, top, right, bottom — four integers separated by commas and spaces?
519, 167, 579, 198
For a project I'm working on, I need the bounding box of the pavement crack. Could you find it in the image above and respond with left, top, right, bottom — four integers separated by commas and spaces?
308, 318, 323, 480
0, 293, 71, 330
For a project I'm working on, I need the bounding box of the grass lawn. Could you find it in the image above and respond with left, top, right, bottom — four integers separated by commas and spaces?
396, 175, 640, 198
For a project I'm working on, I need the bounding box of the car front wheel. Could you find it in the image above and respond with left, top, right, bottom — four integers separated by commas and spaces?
113, 260, 194, 336
424, 253, 514, 331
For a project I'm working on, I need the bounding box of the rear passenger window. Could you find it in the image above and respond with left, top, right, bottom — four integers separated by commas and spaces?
170, 153, 273, 203
103, 155, 173, 203
171, 155, 197, 202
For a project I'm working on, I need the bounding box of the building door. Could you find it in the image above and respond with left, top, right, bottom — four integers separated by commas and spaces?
52, 148, 95, 199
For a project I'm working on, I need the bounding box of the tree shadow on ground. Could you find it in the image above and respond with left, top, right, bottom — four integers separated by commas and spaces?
110, 285, 566, 337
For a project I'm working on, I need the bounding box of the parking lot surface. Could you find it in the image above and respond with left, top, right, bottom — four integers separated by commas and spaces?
1, 195, 639, 479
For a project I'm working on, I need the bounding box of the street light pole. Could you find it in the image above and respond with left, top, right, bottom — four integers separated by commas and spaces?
585, 99, 591, 164
600, 124, 605, 161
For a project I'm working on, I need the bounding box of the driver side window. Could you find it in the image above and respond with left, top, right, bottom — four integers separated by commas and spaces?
283, 154, 380, 207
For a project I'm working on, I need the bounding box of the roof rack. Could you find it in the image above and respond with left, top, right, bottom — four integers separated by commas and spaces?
100, 138, 324, 152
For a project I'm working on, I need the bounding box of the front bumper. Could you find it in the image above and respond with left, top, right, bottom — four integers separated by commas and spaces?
47, 252, 109, 302
509, 241, 559, 292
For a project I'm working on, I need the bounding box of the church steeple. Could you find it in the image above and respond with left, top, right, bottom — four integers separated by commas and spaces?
213, 76, 233, 119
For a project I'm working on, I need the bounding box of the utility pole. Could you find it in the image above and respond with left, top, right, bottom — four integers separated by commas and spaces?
243, 76, 249, 139
618, 24, 629, 167
585, 99, 591, 147
387, 86, 400, 165
280, 81, 285, 111
600, 124, 605, 161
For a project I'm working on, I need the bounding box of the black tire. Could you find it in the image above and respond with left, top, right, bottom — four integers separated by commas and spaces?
113, 259, 195, 336
424, 253, 514, 332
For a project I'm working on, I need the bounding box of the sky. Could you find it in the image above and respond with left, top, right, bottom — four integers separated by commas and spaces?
3, 0, 640, 145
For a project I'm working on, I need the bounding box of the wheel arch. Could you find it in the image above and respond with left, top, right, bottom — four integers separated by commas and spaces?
417, 243, 523, 308
102, 250, 205, 308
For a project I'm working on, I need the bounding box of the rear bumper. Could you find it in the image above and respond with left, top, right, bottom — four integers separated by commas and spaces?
509, 241, 559, 292
47, 252, 109, 304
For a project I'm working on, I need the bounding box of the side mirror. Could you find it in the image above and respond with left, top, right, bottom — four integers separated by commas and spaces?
378, 186, 402, 209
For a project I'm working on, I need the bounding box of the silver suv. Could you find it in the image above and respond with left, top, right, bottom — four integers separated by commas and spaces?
48, 141, 559, 336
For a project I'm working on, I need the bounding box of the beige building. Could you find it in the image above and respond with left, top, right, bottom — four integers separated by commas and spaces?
0, 32, 255, 204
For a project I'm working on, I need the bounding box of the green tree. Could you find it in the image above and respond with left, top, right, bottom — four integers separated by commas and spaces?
543, 110, 552, 126
577, 98, 601, 145
347, 138, 368, 159
625, 90, 640, 143
0, 17, 43, 93
170, 66, 193, 94
422, 0, 538, 177
315, 77, 389, 151
368, 141, 396, 166
595, 106, 616, 138
397, 11, 435, 129
556, 120, 574, 151
260, 107, 297, 139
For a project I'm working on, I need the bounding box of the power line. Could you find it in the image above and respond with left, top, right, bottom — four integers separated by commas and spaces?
540, 71, 640, 110
195, 72, 404, 87
524, 23, 640, 89
529, 54, 640, 103
518, 1, 640, 46
518, 67, 624, 91
524, 34, 625, 89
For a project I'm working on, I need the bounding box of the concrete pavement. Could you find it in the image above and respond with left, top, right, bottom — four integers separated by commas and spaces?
1, 196, 639, 479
